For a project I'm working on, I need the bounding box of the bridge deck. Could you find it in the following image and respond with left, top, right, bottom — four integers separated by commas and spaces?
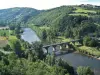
43, 39, 80, 48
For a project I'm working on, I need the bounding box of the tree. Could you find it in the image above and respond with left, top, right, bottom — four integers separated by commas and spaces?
77, 66, 94, 75
83, 36, 98, 47
47, 28, 57, 42
83, 36, 91, 46
57, 58, 74, 75
3, 44, 11, 51
64, 28, 72, 38
3, 32, 6, 36
2, 56, 9, 65
15, 28, 20, 34
88, 40, 98, 47
41, 29, 47, 40
27, 50, 37, 62
11, 40, 22, 57
45, 55, 55, 66
16, 34, 21, 39
31, 42, 45, 60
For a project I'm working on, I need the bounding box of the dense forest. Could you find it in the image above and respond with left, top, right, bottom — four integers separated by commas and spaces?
0, 7, 42, 24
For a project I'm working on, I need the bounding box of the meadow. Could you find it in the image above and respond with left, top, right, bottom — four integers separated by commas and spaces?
69, 7, 96, 17
74, 7, 96, 13
0, 29, 9, 36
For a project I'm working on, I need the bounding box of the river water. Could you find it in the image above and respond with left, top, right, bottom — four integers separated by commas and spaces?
21, 28, 100, 75
21, 28, 40, 43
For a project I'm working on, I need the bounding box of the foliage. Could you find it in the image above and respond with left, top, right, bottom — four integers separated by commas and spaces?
31, 42, 45, 60
10, 40, 23, 57
0, 29, 9, 36
41, 29, 47, 40
83, 36, 98, 47
0, 6, 99, 40
58, 15, 97, 38
0, 51, 72, 75
57, 58, 74, 75
28, 6, 74, 25
3, 44, 11, 51
0, 7, 41, 24
77, 66, 94, 75
79, 46, 100, 57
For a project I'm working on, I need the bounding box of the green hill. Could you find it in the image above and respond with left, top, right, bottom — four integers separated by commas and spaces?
0, 7, 42, 24
27, 6, 74, 25
0, 5, 100, 38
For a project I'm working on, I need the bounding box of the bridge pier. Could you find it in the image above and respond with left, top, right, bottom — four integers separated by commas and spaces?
66, 43, 69, 48
67, 43, 74, 50
60, 45, 63, 50
59, 44, 67, 51
65, 43, 69, 51
63, 44, 67, 50
44, 46, 49, 54
52, 45, 57, 52
67, 43, 71, 48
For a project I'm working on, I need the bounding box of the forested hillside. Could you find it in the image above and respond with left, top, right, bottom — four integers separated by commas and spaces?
0, 5, 100, 38
27, 6, 74, 25
0, 7, 42, 25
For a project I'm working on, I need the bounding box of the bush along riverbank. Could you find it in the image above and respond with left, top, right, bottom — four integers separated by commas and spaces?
73, 44, 100, 60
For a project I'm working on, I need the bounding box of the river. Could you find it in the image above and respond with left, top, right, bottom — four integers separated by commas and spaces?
21, 28, 100, 75
21, 28, 40, 43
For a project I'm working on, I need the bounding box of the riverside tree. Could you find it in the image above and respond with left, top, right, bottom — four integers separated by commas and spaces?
77, 66, 94, 75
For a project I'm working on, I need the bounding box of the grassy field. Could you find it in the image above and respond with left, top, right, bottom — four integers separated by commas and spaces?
8, 36, 17, 45
0, 29, 9, 36
0, 29, 17, 48
79, 46, 100, 57
69, 13, 89, 16
9, 36, 17, 40
0, 40, 8, 47
52, 36, 73, 43
0, 29, 9, 47
39, 26, 50, 30
74, 7, 96, 13
57, 36, 72, 42
69, 7, 96, 17
9, 30, 15, 35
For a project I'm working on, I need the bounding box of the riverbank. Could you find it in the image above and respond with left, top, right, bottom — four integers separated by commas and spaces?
98, 57, 100, 60
28, 24, 43, 38
74, 50, 100, 60
70, 43, 100, 60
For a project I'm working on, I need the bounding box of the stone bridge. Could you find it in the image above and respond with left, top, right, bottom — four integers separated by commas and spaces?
43, 39, 82, 54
